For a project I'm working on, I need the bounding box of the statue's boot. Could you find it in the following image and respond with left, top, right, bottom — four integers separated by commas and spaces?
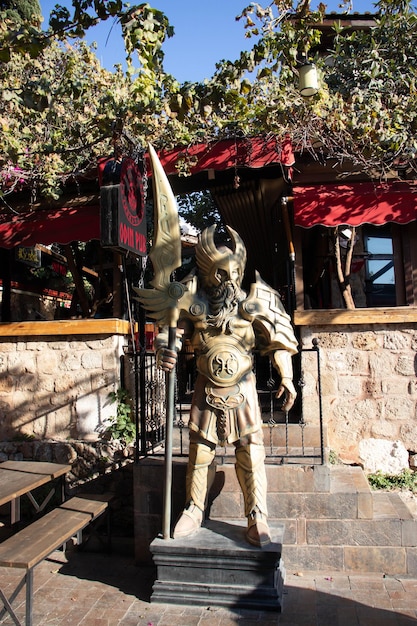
235, 443, 271, 547
173, 441, 216, 538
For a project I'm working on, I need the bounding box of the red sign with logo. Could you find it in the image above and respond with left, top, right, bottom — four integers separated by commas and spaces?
118, 158, 147, 256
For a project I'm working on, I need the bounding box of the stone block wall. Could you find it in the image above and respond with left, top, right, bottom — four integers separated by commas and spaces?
299, 323, 417, 464
0, 332, 128, 440
134, 456, 188, 562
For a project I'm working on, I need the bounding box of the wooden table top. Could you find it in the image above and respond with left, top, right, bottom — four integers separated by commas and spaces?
0, 461, 71, 479
0, 469, 52, 507
0, 461, 71, 507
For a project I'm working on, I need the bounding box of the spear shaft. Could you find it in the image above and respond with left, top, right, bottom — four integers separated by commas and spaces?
162, 320, 178, 538
134, 144, 184, 539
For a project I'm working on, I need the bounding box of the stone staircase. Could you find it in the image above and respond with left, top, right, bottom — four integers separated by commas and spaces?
207, 462, 417, 576
134, 421, 417, 574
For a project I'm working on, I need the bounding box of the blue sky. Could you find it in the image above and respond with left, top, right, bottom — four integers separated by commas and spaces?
40, 0, 377, 83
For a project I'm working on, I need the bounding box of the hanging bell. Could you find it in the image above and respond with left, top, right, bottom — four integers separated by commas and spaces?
298, 62, 318, 97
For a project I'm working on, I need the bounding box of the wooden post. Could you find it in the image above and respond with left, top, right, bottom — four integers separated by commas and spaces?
64, 244, 90, 317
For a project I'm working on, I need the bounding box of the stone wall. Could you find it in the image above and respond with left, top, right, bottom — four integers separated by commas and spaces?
0, 438, 133, 484
0, 331, 128, 440
2, 318, 416, 470
299, 323, 417, 464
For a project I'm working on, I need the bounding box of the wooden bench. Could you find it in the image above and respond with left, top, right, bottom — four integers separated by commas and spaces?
0, 493, 112, 626
59, 494, 113, 551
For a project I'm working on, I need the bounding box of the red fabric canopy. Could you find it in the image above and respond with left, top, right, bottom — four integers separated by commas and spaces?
97, 136, 294, 187
293, 182, 417, 228
0, 205, 100, 249
155, 135, 295, 176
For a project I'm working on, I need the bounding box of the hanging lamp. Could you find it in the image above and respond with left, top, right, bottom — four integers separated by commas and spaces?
298, 61, 319, 96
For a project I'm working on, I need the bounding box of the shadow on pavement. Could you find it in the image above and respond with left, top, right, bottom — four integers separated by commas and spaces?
53, 550, 417, 625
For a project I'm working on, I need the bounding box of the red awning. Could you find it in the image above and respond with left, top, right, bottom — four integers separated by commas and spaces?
98, 135, 295, 186
154, 135, 295, 176
0, 205, 100, 249
292, 182, 417, 228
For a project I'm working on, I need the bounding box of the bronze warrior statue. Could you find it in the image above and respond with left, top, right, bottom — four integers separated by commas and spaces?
156, 224, 298, 547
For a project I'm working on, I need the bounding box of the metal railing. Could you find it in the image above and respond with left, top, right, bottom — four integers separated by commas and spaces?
128, 341, 324, 465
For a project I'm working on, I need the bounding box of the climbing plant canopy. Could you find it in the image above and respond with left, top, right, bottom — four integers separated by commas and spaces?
0, 0, 416, 201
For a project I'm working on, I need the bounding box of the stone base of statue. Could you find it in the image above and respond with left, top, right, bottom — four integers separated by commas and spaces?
150, 519, 285, 611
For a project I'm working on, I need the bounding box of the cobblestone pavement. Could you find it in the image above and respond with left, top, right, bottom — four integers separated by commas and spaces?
0, 550, 417, 625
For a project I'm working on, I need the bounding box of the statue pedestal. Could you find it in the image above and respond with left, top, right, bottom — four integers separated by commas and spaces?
150, 519, 285, 611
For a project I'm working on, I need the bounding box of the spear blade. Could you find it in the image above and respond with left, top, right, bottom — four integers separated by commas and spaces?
133, 143, 183, 540
133, 143, 184, 324
148, 143, 182, 291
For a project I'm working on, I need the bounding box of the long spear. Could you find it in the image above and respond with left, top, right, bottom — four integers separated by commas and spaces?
133, 144, 184, 539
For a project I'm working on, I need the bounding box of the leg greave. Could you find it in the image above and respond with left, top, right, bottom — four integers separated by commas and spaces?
235, 443, 268, 518
186, 441, 216, 512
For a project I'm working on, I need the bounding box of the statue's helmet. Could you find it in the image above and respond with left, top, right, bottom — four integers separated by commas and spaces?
195, 225, 247, 289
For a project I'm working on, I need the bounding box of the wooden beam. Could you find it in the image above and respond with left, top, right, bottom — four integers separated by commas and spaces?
112, 252, 123, 318
36, 244, 98, 278
391, 224, 406, 306
294, 227, 304, 311
0, 319, 136, 337
294, 306, 417, 326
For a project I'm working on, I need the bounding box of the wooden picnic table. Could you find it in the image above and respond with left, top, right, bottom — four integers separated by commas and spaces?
0, 460, 71, 525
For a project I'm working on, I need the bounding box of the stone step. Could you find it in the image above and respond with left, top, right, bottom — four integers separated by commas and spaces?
213, 461, 333, 492
206, 465, 417, 574
281, 544, 417, 575
209, 464, 373, 520
277, 492, 417, 575
277, 494, 416, 545
133, 458, 417, 574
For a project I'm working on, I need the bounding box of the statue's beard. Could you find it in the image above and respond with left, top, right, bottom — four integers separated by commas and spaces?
206, 280, 243, 330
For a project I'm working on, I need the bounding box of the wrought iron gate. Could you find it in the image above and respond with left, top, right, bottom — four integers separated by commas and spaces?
127, 341, 324, 465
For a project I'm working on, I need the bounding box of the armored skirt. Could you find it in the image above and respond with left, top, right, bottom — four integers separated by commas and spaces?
188, 370, 263, 446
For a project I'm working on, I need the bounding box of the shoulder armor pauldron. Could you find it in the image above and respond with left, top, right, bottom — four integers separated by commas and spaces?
239, 271, 298, 354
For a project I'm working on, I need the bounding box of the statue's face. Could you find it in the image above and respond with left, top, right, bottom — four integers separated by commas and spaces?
196, 225, 246, 290
213, 260, 242, 287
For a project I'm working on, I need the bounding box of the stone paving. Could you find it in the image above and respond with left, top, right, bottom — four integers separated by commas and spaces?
1, 549, 417, 625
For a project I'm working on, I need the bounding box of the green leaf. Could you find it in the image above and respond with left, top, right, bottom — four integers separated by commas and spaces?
0, 46, 11, 62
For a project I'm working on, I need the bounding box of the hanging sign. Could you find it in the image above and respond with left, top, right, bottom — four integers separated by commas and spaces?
15, 246, 41, 268
118, 157, 147, 256
100, 156, 147, 256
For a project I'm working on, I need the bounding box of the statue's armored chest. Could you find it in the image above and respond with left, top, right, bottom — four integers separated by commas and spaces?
193, 318, 255, 387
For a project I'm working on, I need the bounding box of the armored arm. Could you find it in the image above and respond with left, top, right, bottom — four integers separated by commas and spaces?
154, 275, 199, 371
240, 271, 298, 410
271, 350, 297, 411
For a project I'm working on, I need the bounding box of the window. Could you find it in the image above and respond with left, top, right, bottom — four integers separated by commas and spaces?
363, 225, 396, 307
299, 223, 405, 310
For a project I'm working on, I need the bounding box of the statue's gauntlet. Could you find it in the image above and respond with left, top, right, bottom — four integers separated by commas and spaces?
154, 328, 183, 371
272, 349, 294, 380
272, 349, 297, 402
